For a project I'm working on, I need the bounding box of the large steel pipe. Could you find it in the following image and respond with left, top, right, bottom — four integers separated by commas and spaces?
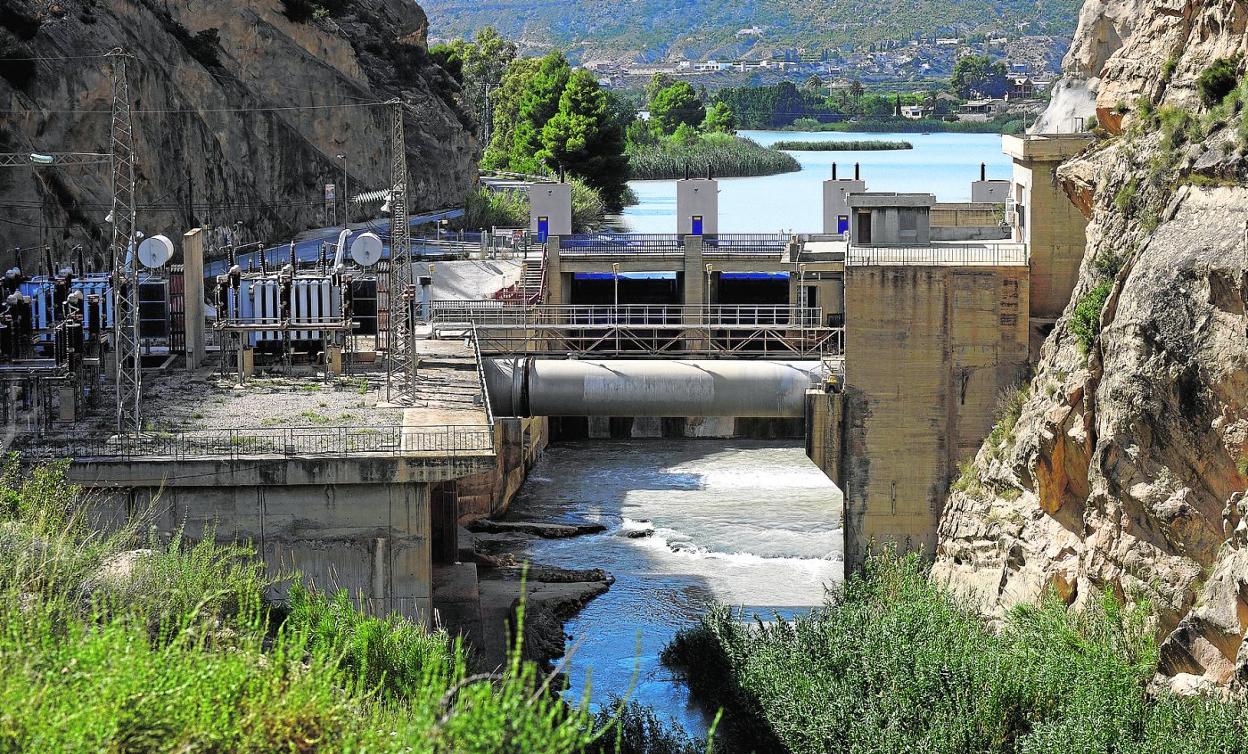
484, 358, 826, 418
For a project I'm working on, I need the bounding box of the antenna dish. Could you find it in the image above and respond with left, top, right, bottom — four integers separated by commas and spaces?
137, 235, 174, 268
349, 232, 384, 267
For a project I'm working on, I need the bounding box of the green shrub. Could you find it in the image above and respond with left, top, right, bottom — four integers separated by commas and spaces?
1071, 280, 1114, 354
0, 463, 608, 753
664, 551, 1248, 754
769, 139, 912, 151
1113, 177, 1138, 213
1161, 55, 1179, 85
1197, 57, 1241, 108
460, 177, 609, 232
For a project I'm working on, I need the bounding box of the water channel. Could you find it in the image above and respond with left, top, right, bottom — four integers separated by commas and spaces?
507, 131, 1008, 736
506, 440, 843, 737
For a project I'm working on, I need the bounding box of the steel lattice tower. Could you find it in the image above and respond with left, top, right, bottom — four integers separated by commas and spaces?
385, 99, 417, 403
107, 49, 141, 432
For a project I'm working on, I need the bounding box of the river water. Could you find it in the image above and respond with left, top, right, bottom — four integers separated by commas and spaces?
619, 130, 1013, 233
507, 439, 843, 737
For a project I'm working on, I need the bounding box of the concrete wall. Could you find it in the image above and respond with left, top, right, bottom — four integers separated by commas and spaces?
931, 225, 1011, 242
823, 179, 866, 234
852, 207, 931, 246
805, 389, 843, 487
676, 179, 718, 235
971, 180, 1010, 203
457, 416, 549, 522
551, 415, 804, 440
1012, 157, 1087, 320
529, 184, 572, 237
69, 454, 493, 625
838, 265, 1030, 571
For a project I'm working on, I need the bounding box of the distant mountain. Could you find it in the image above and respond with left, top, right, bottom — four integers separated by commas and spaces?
422, 0, 1081, 61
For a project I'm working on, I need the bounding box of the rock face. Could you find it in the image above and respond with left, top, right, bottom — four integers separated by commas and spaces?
934, 0, 1248, 688
0, 0, 475, 263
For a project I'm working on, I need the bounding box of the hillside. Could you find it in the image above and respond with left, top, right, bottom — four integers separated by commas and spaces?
0, 0, 476, 257
932, 0, 1248, 690
421, 0, 1082, 62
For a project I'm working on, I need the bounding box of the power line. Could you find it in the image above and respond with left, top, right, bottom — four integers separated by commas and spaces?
0, 101, 388, 115
0, 53, 116, 61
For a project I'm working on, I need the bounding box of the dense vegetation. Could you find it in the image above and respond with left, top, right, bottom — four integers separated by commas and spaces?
663, 553, 1248, 754
770, 139, 912, 150
622, 76, 799, 180
0, 459, 668, 753
628, 133, 798, 180
420, 0, 1079, 59
460, 178, 609, 232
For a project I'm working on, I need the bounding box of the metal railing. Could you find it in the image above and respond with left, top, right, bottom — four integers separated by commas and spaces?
430, 303, 826, 328
846, 243, 1027, 267
472, 324, 844, 359
559, 234, 684, 253
470, 325, 496, 428
704, 233, 790, 253
25, 424, 495, 461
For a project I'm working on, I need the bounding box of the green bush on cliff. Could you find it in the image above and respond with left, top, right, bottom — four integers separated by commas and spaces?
1071, 280, 1113, 354
663, 551, 1248, 754
0, 459, 652, 753
1197, 57, 1241, 108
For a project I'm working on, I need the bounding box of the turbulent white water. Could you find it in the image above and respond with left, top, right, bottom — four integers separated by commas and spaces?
506, 439, 843, 736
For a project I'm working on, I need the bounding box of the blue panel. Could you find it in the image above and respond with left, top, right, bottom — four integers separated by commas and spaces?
575, 272, 678, 280
537, 217, 549, 243
719, 272, 790, 280
691, 216, 703, 236
837, 215, 850, 234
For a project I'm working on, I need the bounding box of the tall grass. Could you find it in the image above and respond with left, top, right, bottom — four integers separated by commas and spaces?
0, 459, 661, 753
627, 133, 799, 180
770, 139, 912, 151
663, 552, 1248, 754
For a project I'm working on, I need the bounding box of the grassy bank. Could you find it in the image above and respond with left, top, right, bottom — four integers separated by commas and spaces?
785, 116, 1025, 135
0, 460, 663, 753
663, 552, 1248, 754
628, 133, 799, 180
770, 139, 912, 151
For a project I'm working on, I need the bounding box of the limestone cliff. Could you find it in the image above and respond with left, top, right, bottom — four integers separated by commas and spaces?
933, 0, 1248, 689
0, 0, 475, 263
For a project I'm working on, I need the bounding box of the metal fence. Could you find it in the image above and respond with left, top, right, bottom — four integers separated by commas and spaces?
559, 234, 683, 254
431, 304, 825, 328
704, 233, 790, 253
846, 243, 1027, 267
27, 424, 495, 461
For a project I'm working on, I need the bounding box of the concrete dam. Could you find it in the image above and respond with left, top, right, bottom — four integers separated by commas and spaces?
9, 133, 1093, 632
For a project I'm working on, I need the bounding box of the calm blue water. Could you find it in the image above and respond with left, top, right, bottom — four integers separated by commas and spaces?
619, 130, 1012, 234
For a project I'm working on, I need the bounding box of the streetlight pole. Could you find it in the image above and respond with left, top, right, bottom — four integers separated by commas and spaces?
612, 262, 620, 354
704, 263, 713, 349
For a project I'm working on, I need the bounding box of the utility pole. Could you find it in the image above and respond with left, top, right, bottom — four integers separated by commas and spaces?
385, 99, 417, 403
107, 49, 142, 433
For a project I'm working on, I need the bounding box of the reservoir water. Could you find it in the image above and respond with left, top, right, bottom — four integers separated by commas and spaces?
506, 439, 843, 737
619, 130, 1013, 233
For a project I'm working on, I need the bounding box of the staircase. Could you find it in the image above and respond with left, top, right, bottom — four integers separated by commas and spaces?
493, 256, 546, 304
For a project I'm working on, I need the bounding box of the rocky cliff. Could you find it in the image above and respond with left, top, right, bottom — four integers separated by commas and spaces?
0, 0, 475, 265
932, 0, 1248, 690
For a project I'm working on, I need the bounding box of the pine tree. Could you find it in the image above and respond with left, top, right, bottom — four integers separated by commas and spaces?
539, 69, 630, 210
